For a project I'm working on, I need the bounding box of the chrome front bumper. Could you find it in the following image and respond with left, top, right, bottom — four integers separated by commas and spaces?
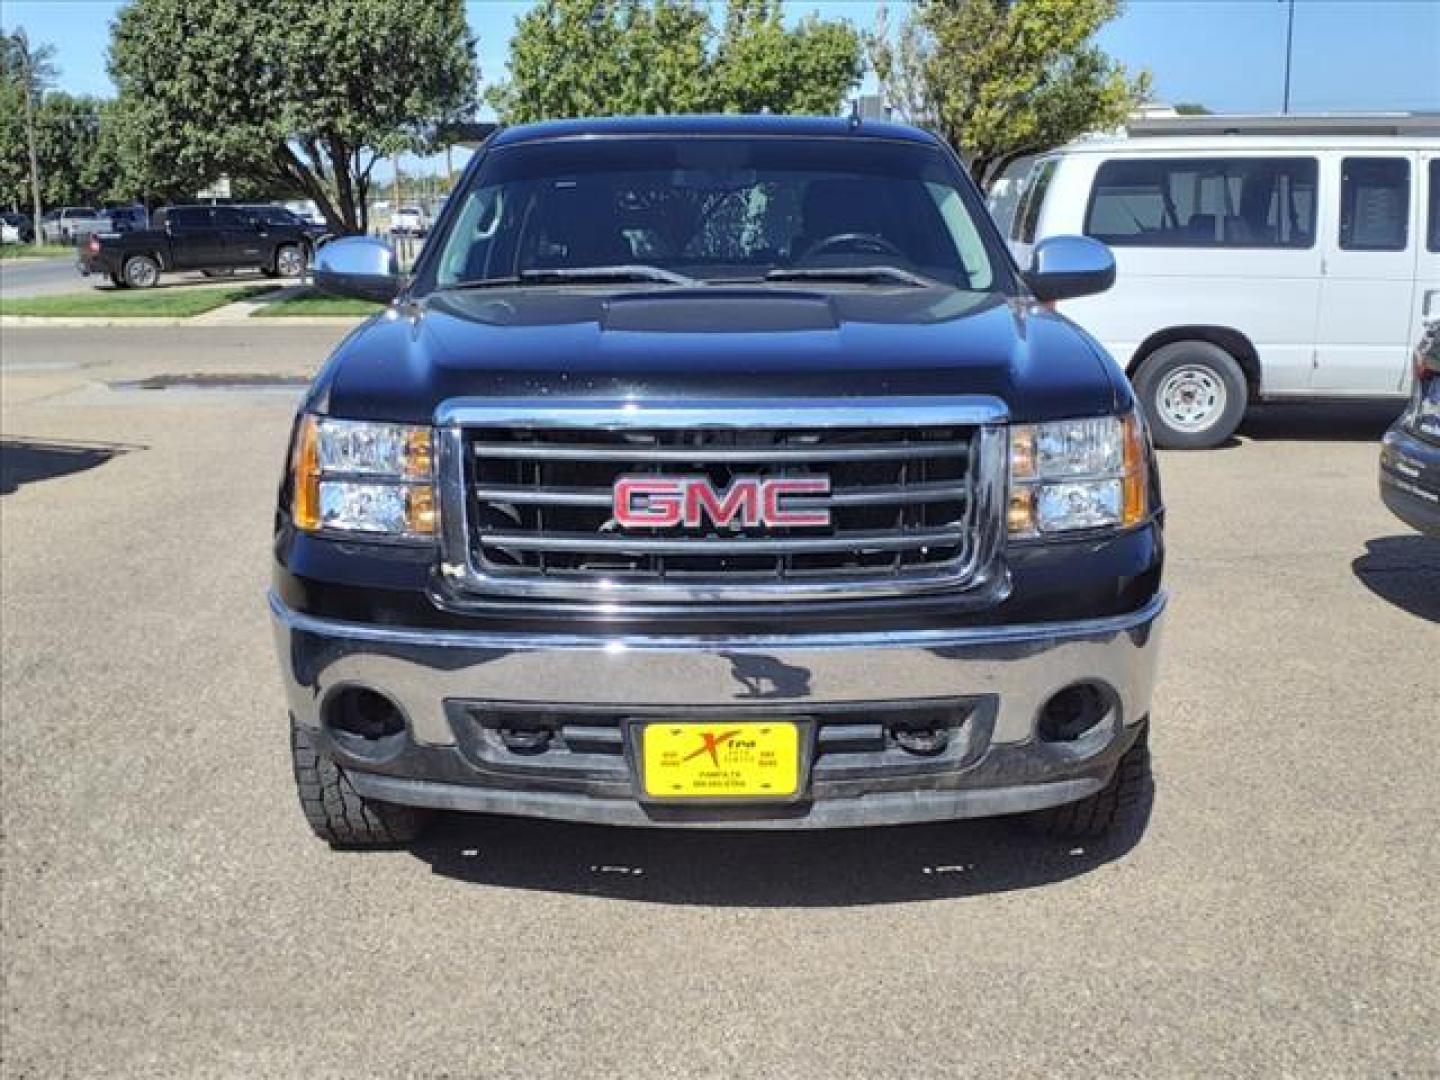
270, 592, 1166, 828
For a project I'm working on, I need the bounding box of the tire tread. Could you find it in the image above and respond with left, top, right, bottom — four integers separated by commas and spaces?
290, 721, 424, 847
1025, 725, 1151, 840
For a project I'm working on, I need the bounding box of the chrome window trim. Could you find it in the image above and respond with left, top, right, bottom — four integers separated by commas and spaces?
436, 398, 1009, 603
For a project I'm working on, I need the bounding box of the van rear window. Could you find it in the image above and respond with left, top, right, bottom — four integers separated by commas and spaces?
1429, 160, 1439, 253
1085, 157, 1317, 249
1340, 158, 1410, 252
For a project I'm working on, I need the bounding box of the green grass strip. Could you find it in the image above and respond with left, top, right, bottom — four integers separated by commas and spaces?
1, 284, 278, 318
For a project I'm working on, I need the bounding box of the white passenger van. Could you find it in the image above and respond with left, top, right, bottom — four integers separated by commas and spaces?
1009, 115, 1440, 447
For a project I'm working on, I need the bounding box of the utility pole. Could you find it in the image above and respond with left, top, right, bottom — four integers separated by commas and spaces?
15, 30, 46, 249
1281, 0, 1296, 115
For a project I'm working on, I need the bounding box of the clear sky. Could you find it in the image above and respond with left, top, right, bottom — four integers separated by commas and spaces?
5, 0, 1438, 173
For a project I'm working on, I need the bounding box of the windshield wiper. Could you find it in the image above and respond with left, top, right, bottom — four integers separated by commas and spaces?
441, 265, 701, 291
764, 266, 939, 288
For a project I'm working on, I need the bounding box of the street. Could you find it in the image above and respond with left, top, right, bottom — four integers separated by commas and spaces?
1, 325, 1437, 1077
0, 254, 84, 299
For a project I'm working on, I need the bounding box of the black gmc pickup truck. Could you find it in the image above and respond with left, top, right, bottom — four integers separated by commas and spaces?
80, 204, 310, 287
272, 116, 1166, 847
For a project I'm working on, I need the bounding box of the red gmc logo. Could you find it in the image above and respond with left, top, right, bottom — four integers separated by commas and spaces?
613, 475, 831, 529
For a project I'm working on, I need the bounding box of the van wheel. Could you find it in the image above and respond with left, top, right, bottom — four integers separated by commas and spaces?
1134, 342, 1247, 449
122, 254, 160, 289
290, 720, 426, 848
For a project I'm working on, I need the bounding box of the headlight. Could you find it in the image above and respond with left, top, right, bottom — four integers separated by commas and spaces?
1008, 413, 1148, 537
291, 416, 436, 538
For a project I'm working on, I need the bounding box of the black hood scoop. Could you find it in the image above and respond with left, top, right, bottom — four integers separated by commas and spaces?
601, 289, 837, 333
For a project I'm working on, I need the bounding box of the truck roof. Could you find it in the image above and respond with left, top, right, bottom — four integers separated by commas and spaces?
490, 114, 941, 148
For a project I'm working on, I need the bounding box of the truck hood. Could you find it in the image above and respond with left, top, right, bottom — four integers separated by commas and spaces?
310, 285, 1128, 425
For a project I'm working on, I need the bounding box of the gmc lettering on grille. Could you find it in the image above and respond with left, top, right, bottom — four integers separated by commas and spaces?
613, 476, 832, 529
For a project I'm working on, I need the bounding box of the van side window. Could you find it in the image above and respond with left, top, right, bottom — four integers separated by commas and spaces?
1011, 159, 1056, 243
1427, 159, 1438, 253
1085, 157, 1317, 249
1339, 158, 1409, 252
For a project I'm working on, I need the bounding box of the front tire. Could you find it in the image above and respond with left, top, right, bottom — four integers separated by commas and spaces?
1134, 341, 1248, 450
290, 720, 426, 847
1024, 723, 1151, 840
122, 254, 160, 289
273, 244, 305, 279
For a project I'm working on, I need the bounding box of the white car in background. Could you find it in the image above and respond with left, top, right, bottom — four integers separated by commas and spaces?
1009, 115, 1440, 448
391, 206, 429, 237
39, 206, 110, 243
1, 218, 20, 244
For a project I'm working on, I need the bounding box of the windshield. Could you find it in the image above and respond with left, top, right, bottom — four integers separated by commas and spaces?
426, 137, 1002, 293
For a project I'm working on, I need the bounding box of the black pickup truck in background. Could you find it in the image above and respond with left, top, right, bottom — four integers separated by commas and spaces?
79, 204, 311, 288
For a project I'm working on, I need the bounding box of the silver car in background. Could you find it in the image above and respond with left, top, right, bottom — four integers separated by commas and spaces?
40, 207, 110, 243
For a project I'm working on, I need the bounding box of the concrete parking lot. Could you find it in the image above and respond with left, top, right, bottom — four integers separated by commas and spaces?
1, 325, 1436, 1078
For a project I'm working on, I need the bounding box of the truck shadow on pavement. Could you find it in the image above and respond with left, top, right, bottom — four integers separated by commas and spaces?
1351, 535, 1440, 623
0, 437, 137, 495
1237, 402, 1403, 443
408, 780, 1153, 906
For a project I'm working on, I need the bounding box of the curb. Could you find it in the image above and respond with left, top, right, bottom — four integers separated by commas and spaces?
1, 312, 368, 328
1, 315, 199, 327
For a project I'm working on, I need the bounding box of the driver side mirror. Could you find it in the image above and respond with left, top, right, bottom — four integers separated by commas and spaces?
1024, 235, 1115, 303
313, 235, 402, 303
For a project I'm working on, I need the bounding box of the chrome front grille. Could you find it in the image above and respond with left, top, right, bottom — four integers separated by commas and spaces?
436, 399, 1007, 602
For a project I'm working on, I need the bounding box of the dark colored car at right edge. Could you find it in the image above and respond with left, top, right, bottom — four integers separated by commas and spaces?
1380, 322, 1440, 538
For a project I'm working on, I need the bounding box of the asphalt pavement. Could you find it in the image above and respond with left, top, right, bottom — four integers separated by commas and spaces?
1, 325, 1436, 1078
0, 255, 85, 298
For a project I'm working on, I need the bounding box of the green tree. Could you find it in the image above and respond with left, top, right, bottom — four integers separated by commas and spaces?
108, 0, 479, 232
491, 0, 711, 122
0, 73, 27, 211
2, 27, 58, 245
869, 0, 1150, 189
490, 0, 862, 123
30, 93, 112, 207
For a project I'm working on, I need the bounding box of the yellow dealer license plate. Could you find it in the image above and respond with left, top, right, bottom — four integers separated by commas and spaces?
642, 721, 800, 799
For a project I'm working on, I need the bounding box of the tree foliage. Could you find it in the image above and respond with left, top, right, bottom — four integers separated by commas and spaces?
108, 0, 479, 231
869, 0, 1150, 189
490, 0, 863, 123
0, 68, 27, 209
1, 27, 58, 235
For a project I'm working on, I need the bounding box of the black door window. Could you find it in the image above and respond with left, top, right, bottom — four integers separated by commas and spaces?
1339, 158, 1410, 252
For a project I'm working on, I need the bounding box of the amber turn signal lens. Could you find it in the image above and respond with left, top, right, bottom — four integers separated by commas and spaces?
1007, 485, 1036, 536
1121, 412, 1148, 527
291, 415, 321, 531
408, 483, 438, 536
1008, 425, 1037, 481
405, 427, 434, 480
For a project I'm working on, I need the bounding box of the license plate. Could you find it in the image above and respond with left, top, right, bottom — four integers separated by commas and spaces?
641, 721, 799, 799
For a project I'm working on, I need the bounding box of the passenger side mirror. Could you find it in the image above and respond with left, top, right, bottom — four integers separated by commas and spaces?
313, 235, 402, 303
1024, 235, 1116, 303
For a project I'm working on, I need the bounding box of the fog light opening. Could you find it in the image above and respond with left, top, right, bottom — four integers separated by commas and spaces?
1037, 683, 1112, 743
324, 687, 406, 742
